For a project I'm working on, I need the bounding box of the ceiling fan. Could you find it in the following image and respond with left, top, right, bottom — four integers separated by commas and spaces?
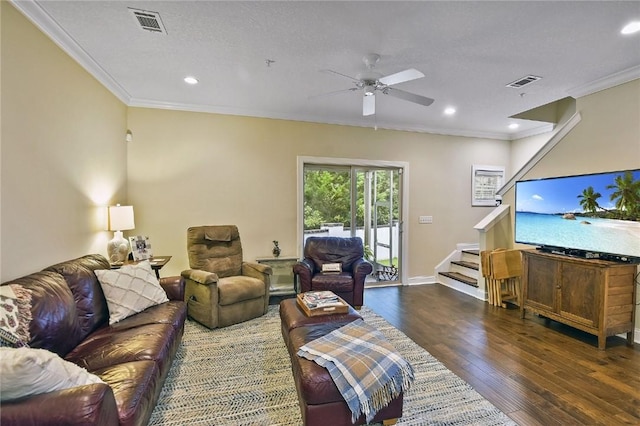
315, 53, 434, 116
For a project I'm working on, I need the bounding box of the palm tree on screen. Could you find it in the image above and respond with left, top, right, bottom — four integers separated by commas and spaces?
577, 186, 602, 214
606, 171, 640, 220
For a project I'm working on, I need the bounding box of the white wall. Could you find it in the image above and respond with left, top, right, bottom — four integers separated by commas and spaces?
1, 2, 128, 281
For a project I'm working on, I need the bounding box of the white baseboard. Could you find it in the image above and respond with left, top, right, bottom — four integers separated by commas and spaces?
456, 242, 480, 251
407, 275, 436, 285
437, 277, 486, 300
618, 328, 640, 345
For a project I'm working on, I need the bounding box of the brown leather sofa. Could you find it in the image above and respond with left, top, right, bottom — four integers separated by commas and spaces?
293, 236, 372, 308
0, 254, 187, 426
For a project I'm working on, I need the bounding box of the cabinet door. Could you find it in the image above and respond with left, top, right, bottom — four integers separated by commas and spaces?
559, 262, 600, 328
524, 254, 557, 312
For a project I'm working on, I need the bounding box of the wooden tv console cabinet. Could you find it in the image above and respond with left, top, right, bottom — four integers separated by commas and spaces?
520, 249, 638, 350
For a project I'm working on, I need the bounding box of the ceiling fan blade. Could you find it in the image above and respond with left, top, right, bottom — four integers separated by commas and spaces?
308, 87, 359, 100
363, 94, 375, 116
384, 87, 434, 107
378, 68, 425, 86
320, 69, 360, 83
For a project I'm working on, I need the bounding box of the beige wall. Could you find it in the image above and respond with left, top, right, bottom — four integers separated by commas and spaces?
3, 0, 637, 324
1, 2, 128, 281
504, 79, 640, 205
126, 108, 511, 278
510, 132, 549, 176
1, 0, 4, 279
504, 78, 640, 331
518, 81, 639, 182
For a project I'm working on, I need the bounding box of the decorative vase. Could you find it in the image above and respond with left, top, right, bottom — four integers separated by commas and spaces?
272, 240, 281, 258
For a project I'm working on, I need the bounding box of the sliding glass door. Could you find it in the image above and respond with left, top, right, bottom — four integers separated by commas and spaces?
302, 164, 403, 284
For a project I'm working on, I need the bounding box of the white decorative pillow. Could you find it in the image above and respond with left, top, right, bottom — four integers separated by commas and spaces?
0, 347, 105, 401
321, 262, 342, 273
95, 261, 169, 325
0, 284, 32, 347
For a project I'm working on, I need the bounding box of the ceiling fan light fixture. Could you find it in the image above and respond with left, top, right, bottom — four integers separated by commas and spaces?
364, 85, 375, 96
317, 55, 434, 117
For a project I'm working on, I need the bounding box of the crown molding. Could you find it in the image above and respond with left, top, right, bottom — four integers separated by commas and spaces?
9, 0, 607, 142
9, 0, 131, 104
129, 97, 516, 140
510, 123, 555, 140
498, 112, 582, 196
568, 65, 640, 98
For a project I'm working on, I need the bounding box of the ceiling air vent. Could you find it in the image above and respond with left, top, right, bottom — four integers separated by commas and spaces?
506, 75, 541, 88
129, 8, 167, 34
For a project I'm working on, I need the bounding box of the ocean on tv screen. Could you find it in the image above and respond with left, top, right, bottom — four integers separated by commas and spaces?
515, 169, 640, 259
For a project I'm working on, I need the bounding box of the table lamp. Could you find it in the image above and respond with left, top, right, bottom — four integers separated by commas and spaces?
107, 204, 135, 264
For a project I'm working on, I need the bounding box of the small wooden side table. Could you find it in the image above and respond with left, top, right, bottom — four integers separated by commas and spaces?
256, 256, 299, 295
110, 256, 172, 279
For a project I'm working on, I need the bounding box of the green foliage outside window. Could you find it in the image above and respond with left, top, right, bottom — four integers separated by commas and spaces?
303, 169, 399, 230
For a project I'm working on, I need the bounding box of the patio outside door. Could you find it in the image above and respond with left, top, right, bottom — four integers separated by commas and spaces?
302, 164, 402, 284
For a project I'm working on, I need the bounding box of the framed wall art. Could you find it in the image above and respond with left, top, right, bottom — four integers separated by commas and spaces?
472, 165, 505, 206
129, 235, 153, 261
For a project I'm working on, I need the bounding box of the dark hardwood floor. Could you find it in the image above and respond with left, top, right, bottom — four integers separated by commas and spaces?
364, 284, 640, 426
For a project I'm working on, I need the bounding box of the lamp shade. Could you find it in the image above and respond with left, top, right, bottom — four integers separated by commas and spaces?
108, 205, 135, 231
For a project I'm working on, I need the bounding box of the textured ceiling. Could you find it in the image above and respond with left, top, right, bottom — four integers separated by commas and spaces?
13, 1, 640, 140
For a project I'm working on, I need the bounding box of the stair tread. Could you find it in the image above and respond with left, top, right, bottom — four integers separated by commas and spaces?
451, 260, 479, 270
462, 249, 479, 256
438, 271, 478, 287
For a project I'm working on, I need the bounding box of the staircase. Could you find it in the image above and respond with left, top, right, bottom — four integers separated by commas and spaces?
434, 204, 510, 301
436, 245, 484, 300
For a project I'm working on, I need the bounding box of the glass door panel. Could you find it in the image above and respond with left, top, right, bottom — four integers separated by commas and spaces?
303, 166, 353, 243
356, 169, 401, 284
303, 164, 402, 285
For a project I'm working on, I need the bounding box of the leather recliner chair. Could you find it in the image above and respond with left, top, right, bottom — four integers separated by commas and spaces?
293, 236, 372, 308
181, 225, 271, 329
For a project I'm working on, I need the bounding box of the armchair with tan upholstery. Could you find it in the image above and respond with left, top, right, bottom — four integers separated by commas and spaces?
181, 225, 271, 329
293, 236, 372, 308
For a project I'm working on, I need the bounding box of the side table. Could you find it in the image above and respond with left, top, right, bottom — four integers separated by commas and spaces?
110, 256, 171, 279
256, 256, 299, 296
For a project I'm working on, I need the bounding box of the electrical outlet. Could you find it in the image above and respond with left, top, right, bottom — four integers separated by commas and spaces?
419, 215, 433, 224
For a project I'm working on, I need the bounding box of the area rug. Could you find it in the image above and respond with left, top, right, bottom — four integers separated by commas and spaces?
149, 305, 517, 426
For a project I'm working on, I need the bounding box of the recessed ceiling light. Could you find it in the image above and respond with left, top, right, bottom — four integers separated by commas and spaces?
508, 123, 519, 130
444, 107, 456, 116
184, 76, 198, 85
621, 21, 640, 35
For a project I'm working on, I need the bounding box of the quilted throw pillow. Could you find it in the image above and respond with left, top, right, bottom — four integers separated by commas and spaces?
0, 284, 32, 347
0, 347, 104, 401
95, 261, 169, 325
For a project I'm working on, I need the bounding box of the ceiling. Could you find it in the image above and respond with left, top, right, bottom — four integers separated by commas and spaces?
13, 1, 640, 140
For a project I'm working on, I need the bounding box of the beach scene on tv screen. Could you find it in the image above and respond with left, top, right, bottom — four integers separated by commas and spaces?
515, 170, 640, 258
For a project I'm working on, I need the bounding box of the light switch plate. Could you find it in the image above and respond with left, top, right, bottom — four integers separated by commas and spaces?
419, 215, 433, 224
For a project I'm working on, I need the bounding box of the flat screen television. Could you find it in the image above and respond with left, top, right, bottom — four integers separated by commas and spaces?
515, 169, 640, 263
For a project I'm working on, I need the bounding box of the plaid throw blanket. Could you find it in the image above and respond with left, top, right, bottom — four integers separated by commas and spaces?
297, 319, 414, 423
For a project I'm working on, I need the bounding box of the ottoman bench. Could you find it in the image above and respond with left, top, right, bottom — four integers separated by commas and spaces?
279, 298, 404, 426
